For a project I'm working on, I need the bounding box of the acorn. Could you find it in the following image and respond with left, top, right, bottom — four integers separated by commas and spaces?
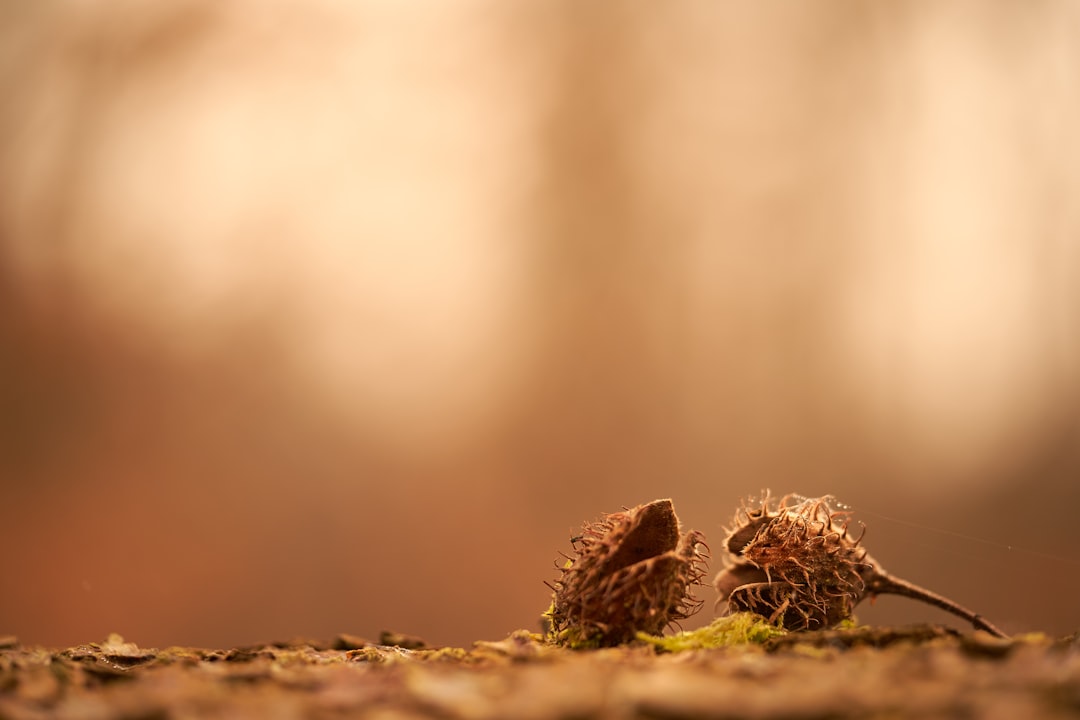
713, 492, 1007, 638
545, 498, 708, 647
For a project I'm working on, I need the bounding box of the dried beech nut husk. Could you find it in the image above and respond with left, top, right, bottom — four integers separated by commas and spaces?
546, 498, 708, 647
713, 492, 1007, 638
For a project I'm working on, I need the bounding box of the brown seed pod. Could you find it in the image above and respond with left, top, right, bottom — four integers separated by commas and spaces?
713, 492, 1007, 638
546, 498, 709, 647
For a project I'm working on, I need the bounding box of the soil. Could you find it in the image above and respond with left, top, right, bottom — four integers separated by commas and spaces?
1, 627, 1079, 719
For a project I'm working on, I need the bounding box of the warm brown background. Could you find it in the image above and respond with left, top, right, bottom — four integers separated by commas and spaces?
2, 1, 1079, 649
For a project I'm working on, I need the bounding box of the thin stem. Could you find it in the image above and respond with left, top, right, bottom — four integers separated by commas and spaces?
868, 574, 1008, 639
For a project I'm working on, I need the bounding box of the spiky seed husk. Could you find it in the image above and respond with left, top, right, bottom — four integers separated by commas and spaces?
546, 498, 708, 647
714, 493, 873, 631
714, 492, 1008, 638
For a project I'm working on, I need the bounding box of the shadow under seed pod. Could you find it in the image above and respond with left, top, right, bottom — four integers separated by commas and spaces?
545, 498, 708, 648
713, 492, 1008, 638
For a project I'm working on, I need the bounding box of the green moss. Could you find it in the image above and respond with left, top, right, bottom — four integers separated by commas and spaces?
636, 613, 786, 651
835, 616, 859, 631
540, 601, 600, 649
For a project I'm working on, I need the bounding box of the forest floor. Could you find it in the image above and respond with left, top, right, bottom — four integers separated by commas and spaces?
1, 626, 1078, 719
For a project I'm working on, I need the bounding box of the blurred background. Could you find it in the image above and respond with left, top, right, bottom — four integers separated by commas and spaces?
1, 0, 1078, 649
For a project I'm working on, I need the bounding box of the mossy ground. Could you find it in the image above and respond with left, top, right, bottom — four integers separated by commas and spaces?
636, 613, 787, 650
1, 628, 1077, 719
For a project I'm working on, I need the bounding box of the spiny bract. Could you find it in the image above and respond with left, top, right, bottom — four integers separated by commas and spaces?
546, 498, 708, 648
714, 492, 870, 631
714, 491, 1007, 638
